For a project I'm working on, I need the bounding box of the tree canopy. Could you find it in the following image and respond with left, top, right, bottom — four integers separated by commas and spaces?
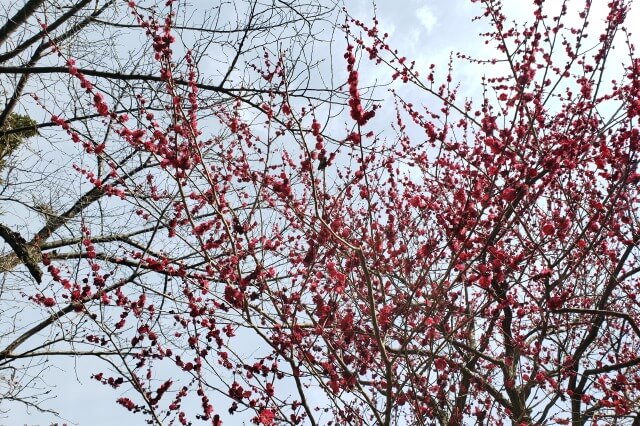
2, 0, 640, 425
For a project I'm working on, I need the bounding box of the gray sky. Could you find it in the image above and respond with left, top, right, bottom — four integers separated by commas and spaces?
6, 0, 640, 424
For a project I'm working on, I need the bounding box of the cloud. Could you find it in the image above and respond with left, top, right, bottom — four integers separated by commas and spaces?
416, 6, 437, 34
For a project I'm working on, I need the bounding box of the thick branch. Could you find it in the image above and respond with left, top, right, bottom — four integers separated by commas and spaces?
0, 0, 46, 46
0, 222, 42, 282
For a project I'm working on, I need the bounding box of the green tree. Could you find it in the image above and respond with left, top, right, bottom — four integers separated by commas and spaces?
0, 112, 37, 172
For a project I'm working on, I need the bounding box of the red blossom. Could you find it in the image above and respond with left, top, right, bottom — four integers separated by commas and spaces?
541, 222, 555, 236
258, 408, 275, 425
501, 187, 518, 202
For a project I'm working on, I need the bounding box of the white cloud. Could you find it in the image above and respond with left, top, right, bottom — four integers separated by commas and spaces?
416, 6, 437, 33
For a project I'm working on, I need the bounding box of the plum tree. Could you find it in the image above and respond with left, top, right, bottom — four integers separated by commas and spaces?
2, 0, 640, 425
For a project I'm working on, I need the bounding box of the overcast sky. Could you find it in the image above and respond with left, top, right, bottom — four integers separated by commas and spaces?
7, 0, 640, 424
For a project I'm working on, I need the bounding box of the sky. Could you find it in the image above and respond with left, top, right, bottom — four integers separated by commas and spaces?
4, 0, 640, 424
